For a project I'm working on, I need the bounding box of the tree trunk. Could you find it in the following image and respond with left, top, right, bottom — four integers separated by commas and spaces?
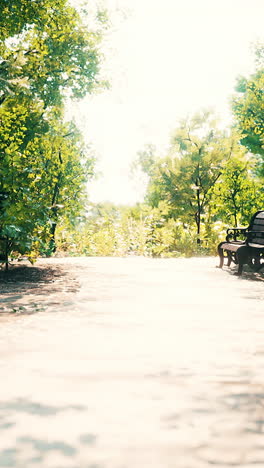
48, 178, 60, 255
3, 237, 9, 271
49, 222, 57, 254
196, 185, 201, 244
234, 212, 238, 228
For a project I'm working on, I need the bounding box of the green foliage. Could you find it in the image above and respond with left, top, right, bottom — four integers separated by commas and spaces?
138, 111, 240, 239
0, 0, 106, 267
0, 102, 95, 260
0, 0, 106, 106
55, 201, 224, 259
232, 44, 264, 161
210, 155, 262, 226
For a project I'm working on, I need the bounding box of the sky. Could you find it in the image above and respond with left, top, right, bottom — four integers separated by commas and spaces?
68, 0, 264, 205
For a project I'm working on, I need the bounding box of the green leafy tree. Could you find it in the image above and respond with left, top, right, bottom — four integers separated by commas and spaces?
211, 155, 262, 226
0, 103, 95, 263
232, 44, 264, 162
0, 0, 107, 268
140, 111, 235, 241
0, 0, 107, 106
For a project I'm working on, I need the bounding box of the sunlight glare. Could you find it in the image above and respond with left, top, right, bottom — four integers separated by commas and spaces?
68, 0, 264, 204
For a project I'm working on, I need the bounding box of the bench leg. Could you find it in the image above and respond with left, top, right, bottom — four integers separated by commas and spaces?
217, 244, 224, 268
227, 252, 232, 267
236, 246, 248, 276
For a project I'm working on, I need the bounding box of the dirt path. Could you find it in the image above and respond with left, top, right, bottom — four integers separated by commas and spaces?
0, 256, 264, 468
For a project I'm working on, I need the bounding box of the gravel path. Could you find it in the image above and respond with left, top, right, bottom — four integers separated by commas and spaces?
0, 256, 264, 468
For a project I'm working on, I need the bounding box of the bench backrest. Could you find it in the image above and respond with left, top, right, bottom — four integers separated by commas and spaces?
248, 210, 264, 246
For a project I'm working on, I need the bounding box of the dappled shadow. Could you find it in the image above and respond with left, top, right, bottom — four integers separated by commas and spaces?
221, 264, 264, 282
0, 398, 86, 417
0, 438, 102, 468
0, 263, 78, 294
0, 262, 80, 315
0, 398, 100, 467
198, 391, 264, 466
240, 268, 264, 282
17, 436, 77, 456
179, 387, 264, 466
223, 390, 264, 432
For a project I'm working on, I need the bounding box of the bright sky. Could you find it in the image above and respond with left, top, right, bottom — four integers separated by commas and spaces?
68, 0, 264, 205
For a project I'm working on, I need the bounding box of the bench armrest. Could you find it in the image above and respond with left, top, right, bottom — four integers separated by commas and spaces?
226, 227, 247, 242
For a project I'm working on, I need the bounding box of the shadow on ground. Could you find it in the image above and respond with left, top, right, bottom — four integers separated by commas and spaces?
0, 264, 71, 293
0, 398, 99, 468
0, 263, 80, 316
223, 264, 264, 282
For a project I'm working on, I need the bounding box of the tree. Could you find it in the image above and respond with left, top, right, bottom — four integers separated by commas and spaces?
140, 111, 235, 241
210, 156, 261, 227
0, 102, 95, 263
232, 44, 264, 162
0, 0, 106, 106
0, 0, 107, 268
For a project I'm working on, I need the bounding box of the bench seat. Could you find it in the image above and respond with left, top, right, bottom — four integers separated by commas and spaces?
219, 241, 244, 252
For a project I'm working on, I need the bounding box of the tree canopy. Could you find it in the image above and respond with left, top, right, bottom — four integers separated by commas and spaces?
232, 44, 264, 161
0, 0, 106, 106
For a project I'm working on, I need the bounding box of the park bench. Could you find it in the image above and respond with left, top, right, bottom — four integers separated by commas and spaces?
218, 210, 264, 276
